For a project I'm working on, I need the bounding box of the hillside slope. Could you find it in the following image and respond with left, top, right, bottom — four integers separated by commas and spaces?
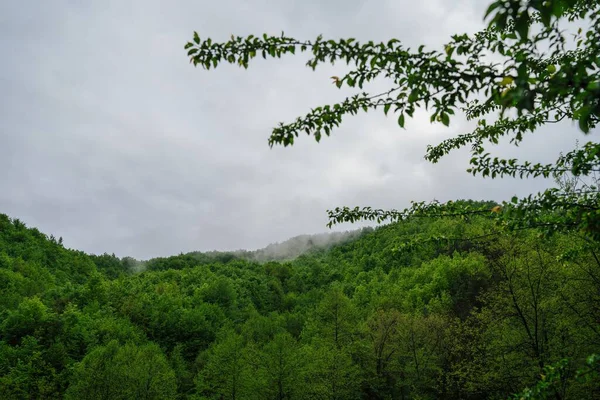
0, 207, 599, 399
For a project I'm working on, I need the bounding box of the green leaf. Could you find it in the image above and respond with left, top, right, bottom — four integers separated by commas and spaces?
441, 113, 450, 127
383, 103, 391, 116
579, 117, 590, 134
499, 76, 514, 86
398, 113, 405, 128
408, 90, 419, 103
586, 81, 600, 91
484, 1, 502, 19
193, 32, 200, 44
540, 9, 552, 26
515, 12, 530, 40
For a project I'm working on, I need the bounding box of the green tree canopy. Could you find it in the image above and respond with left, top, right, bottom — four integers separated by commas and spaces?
65, 340, 177, 400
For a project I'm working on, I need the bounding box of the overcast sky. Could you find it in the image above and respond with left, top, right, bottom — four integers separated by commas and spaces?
0, 0, 595, 259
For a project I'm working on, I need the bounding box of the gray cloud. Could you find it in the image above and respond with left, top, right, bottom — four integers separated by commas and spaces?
0, 0, 595, 259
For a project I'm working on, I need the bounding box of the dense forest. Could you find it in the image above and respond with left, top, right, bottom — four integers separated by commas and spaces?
1, 200, 599, 399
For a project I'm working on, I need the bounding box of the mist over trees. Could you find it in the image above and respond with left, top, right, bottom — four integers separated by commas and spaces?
205, 229, 371, 262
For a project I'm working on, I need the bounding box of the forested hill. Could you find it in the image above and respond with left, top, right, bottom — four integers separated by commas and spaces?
1, 204, 599, 399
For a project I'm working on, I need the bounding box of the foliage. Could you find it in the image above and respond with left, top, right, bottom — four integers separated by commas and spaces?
180, 5, 600, 395
1, 211, 600, 397
185, 0, 600, 242
65, 340, 177, 400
